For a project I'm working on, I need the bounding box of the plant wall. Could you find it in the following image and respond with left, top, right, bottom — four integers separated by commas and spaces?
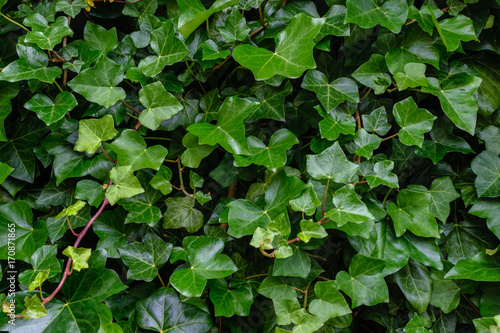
1, 0, 500, 332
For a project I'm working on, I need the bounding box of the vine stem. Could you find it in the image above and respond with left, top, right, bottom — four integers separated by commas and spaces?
0, 12, 30, 32
321, 177, 330, 216
121, 100, 141, 114
177, 158, 195, 199
382, 132, 398, 141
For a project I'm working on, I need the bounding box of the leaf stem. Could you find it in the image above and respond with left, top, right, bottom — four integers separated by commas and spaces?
177, 158, 195, 199
321, 177, 330, 216
101, 143, 117, 164
184, 58, 206, 94
145, 136, 171, 141
66, 215, 79, 237
381, 132, 398, 141
0, 12, 29, 32
53, 81, 64, 92
121, 100, 141, 114
157, 273, 166, 287
245, 273, 268, 279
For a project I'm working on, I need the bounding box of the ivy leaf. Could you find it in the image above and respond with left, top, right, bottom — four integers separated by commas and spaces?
0, 201, 47, 262
429, 264, 460, 313
109, 129, 168, 171
445, 251, 500, 281
352, 54, 391, 94
405, 314, 431, 333
345, 0, 408, 33
181, 133, 217, 168
432, 14, 478, 52
421, 74, 481, 135
219, 7, 250, 42
306, 142, 359, 183
93, 209, 140, 258
0, 162, 13, 184
62, 246, 91, 271
408, 4, 443, 35
248, 81, 293, 121
469, 199, 500, 240
325, 184, 374, 226
394, 62, 428, 90
273, 244, 311, 278
106, 166, 145, 205
74, 115, 118, 154
122, 0, 157, 18
201, 40, 231, 61
428, 177, 460, 223
274, 299, 301, 325
478, 126, 500, 155
68, 56, 126, 108
22, 295, 47, 320
394, 259, 431, 314
233, 13, 324, 80
393, 97, 436, 147
298, 219, 327, 243
24, 14, 73, 50
0, 81, 19, 142
120, 176, 162, 227
187, 96, 258, 155
308, 281, 351, 322
291, 309, 324, 333
316, 106, 356, 141
302, 70, 359, 111
28, 269, 51, 292
150, 165, 173, 195
136, 287, 212, 332
258, 273, 297, 300
118, 232, 172, 282
316, 5, 350, 40
289, 184, 321, 216
138, 20, 189, 77
471, 151, 500, 198
55, 200, 86, 219
336, 254, 389, 307
208, 278, 254, 317
24, 92, 78, 126
387, 185, 439, 238
250, 227, 278, 250
353, 128, 382, 158
138, 81, 183, 130
365, 160, 399, 188
163, 197, 204, 233
234, 129, 298, 171
75, 179, 105, 207
0, 45, 61, 83
18, 245, 61, 288
361, 106, 391, 136
83, 21, 119, 55
170, 237, 237, 297
55, 0, 87, 18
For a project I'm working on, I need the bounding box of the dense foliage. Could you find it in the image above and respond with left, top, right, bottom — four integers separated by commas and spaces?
1, 0, 500, 332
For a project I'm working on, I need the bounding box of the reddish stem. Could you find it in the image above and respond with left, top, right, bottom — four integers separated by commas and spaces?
382, 132, 398, 141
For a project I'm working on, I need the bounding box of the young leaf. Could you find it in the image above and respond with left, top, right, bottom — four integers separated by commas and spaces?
219, 7, 250, 42
24, 14, 73, 50
351, 54, 391, 94
345, 0, 408, 33
393, 97, 436, 148
306, 142, 359, 183
138, 81, 183, 130
22, 295, 47, 320
325, 184, 374, 226
106, 166, 145, 205
74, 115, 118, 154
62, 246, 91, 271
308, 281, 351, 322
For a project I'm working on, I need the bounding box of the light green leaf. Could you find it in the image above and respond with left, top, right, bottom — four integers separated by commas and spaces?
365, 160, 399, 188
345, 0, 408, 33
109, 129, 168, 171
351, 54, 391, 94
250, 227, 278, 249
63, 246, 91, 271
118, 232, 172, 281
469, 199, 500, 240
138, 20, 190, 77
120, 173, 162, 226
106, 166, 145, 205
428, 177, 460, 223
234, 129, 298, 171
445, 251, 500, 281
150, 165, 172, 195
291, 309, 323, 333
361, 106, 391, 136
306, 142, 359, 183
302, 70, 359, 111
138, 81, 183, 130
432, 14, 478, 51
273, 244, 311, 278
268, 213, 292, 240
471, 150, 500, 198
297, 219, 327, 243
326, 184, 374, 226
274, 299, 301, 325
478, 126, 500, 155
219, 7, 250, 42
394, 259, 431, 314
24, 92, 77, 126
208, 278, 254, 317
22, 295, 47, 320
258, 274, 297, 300
309, 281, 351, 322
201, 40, 231, 60
28, 269, 50, 292
74, 115, 118, 154
181, 133, 217, 168
187, 96, 258, 155
289, 184, 321, 216
387, 185, 439, 238
55, 200, 86, 220
393, 97, 436, 147
83, 21, 119, 55
394, 62, 428, 90
55, 0, 87, 18
170, 237, 237, 297
0, 162, 13, 184
353, 128, 382, 158
405, 314, 431, 333
24, 14, 73, 50
68, 56, 126, 108
163, 197, 204, 233
421, 74, 481, 135
233, 14, 324, 80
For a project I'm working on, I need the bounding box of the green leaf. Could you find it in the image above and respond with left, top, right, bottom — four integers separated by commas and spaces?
0, 162, 13, 184
75, 179, 105, 207
138, 81, 183, 130
63, 246, 91, 272
150, 165, 173, 195
24, 92, 78, 126
353, 128, 382, 158
302, 70, 359, 111
469, 199, 500, 240
0, 201, 47, 262
351, 54, 391, 94
471, 150, 500, 198
136, 287, 212, 332
336, 254, 389, 307
68, 56, 126, 108
0, 81, 20, 142
170, 237, 237, 297
118, 232, 172, 282
421, 74, 481, 135
274, 299, 301, 325
405, 314, 431, 333
387, 185, 439, 238
219, 7, 250, 42
408, 4, 443, 35
122, 0, 157, 18
233, 14, 324, 80
0, 45, 62, 83
248, 81, 293, 121
316, 5, 350, 40
22, 295, 47, 320
432, 14, 478, 52
120, 178, 162, 227
187, 96, 258, 154
234, 129, 298, 171
24, 14, 73, 50
430, 264, 460, 313
290, 184, 321, 216
201, 40, 231, 61
208, 278, 254, 317
307, 142, 359, 183
74, 115, 118, 154
428, 177, 460, 223
309, 281, 351, 322
163, 197, 204, 233
18, 245, 61, 287
393, 97, 436, 147
273, 244, 311, 278
345, 0, 408, 33
55, 0, 87, 18
361, 106, 391, 136
291, 309, 324, 333
478, 126, 500, 155
28, 269, 50, 292
109, 129, 168, 171
138, 20, 190, 77
55, 200, 86, 219
181, 133, 217, 168
326, 184, 375, 227
394, 63, 428, 90
106, 166, 145, 205
365, 160, 399, 188
250, 227, 278, 249
394, 259, 431, 314
445, 251, 500, 281
258, 274, 297, 300
83, 21, 119, 55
